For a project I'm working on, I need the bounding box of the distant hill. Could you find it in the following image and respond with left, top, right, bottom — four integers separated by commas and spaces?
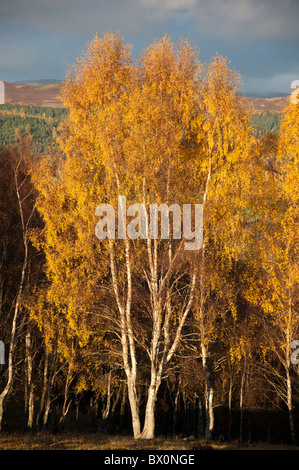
15, 79, 63, 86
239, 96, 288, 114
3, 81, 64, 108
1, 81, 290, 113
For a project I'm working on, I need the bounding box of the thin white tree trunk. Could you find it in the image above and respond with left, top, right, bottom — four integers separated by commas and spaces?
42, 351, 58, 429
102, 369, 112, 421
58, 362, 74, 427
0, 156, 33, 431
239, 362, 246, 442
36, 350, 49, 428
197, 143, 215, 441
285, 286, 296, 444
200, 336, 214, 440
141, 229, 196, 438
139, 189, 197, 438
228, 363, 233, 440
286, 298, 296, 444
25, 329, 34, 430
287, 369, 296, 444
109, 239, 141, 438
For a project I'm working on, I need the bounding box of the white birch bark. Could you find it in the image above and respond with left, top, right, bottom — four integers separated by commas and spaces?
109, 238, 141, 438
0, 154, 35, 431
140, 202, 197, 438
25, 329, 34, 430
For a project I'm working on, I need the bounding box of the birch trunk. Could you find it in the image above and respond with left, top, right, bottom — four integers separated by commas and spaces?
109, 239, 141, 438
36, 351, 49, 428
42, 351, 58, 429
141, 371, 162, 439
141, 389, 156, 439
228, 359, 234, 441
140, 268, 196, 439
286, 319, 296, 444
201, 340, 214, 440
102, 369, 112, 421
287, 369, 296, 444
25, 329, 34, 430
239, 363, 245, 443
108, 183, 196, 439
139, 191, 197, 439
58, 362, 73, 428
286, 288, 297, 445
198, 143, 215, 441
0, 155, 33, 431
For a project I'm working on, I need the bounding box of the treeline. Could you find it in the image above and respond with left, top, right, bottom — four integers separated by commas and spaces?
0, 102, 282, 155
250, 111, 282, 137
0, 33, 298, 444
0, 104, 68, 153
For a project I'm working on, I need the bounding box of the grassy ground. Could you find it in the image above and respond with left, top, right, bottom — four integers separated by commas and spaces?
0, 432, 298, 450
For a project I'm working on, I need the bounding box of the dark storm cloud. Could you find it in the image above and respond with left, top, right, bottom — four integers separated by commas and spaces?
1, 0, 299, 40
0, 0, 298, 95
0, 0, 149, 35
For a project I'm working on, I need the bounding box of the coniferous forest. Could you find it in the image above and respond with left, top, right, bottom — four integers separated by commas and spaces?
0, 33, 298, 447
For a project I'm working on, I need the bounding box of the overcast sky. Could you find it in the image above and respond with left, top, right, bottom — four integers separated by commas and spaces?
0, 0, 298, 97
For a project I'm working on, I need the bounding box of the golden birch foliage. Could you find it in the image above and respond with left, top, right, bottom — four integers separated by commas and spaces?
187, 55, 259, 378
33, 33, 134, 312
122, 35, 202, 203
31, 34, 262, 408
59, 32, 134, 199
278, 95, 299, 205
31, 34, 206, 397
196, 54, 255, 257
275, 92, 299, 307
245, 90, 299, 358
31, 149, 108, 351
